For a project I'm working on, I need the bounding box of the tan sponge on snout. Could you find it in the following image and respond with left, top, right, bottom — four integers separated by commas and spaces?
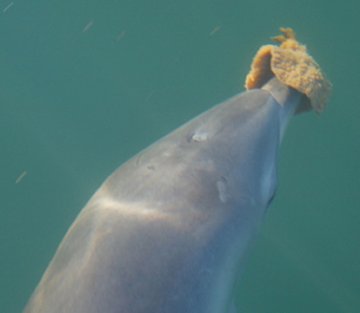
245, 28, 332, 113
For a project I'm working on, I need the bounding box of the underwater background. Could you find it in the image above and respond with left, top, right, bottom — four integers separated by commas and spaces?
1, 0, 359, 312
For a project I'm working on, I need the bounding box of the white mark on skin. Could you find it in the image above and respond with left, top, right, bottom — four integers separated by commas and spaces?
216, 177, 228, 203
83, 20, 94, 33
162, 151, 171, 158
192, 131, 208, 142
15, 170, 27, 184
3, 2, 14, 13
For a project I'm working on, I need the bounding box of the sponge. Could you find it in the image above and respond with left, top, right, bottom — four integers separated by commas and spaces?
245, 27, 332, 113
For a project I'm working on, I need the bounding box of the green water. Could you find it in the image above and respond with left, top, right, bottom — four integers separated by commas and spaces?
1, 0, 359, 312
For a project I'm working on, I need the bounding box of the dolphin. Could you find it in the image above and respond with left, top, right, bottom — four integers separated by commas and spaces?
23, 28, 331, 313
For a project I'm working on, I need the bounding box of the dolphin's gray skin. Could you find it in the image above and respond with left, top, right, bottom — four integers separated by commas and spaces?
23, 77, 304, 313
